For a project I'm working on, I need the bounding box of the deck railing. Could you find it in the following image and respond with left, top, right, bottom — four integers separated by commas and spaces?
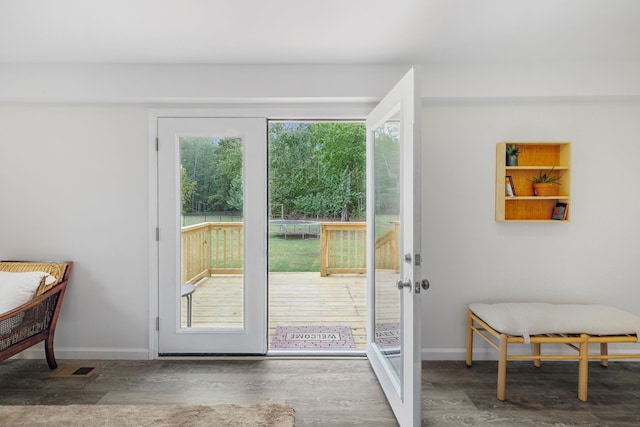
181, 221, 399, 282
373, 221, 400, 274
181, 222, 243, 284
319, 222, 366, 277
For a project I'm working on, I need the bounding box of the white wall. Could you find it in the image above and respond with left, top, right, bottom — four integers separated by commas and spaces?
1, 63, 639, 360
421, 99, 640, 359
0, 105, 151, 358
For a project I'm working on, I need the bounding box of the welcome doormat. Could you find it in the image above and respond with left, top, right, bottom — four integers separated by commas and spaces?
375, 322, 400, 347
270, 326, 356, 349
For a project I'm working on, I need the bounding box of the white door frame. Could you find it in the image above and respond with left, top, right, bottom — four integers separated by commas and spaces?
147, 105, 372, 358
157, 117, 268, 354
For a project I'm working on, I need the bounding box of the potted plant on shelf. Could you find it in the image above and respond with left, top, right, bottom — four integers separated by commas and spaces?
530, 167, 561, 196
506, 145, 520, 166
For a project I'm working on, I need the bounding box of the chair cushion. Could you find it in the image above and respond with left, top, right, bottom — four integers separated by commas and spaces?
0, 262, 66, 295
0, 271, 47, 315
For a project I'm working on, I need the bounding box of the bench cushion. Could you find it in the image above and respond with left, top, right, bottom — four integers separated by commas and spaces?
469, 303, 640, 342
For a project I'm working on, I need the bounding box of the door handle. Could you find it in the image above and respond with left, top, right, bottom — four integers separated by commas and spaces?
396, 278, 412, 291
414, 279, 431, 294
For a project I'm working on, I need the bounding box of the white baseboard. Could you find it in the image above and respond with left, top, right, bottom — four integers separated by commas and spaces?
10, 344, 640, 362
13, 344, 151, 361
421, 348, 468, 360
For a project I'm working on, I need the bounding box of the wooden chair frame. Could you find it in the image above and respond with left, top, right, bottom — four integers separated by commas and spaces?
466, 309, 640, 401
0, 261, 73, 369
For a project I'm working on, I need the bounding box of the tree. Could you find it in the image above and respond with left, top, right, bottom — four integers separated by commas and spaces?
180, 136, 243, 213
180, 137, 217, 212
372, 123, 400, 215
268, 122, 318, 216
180, 165, 197, 214
312, 122, 366, 221
268, 121, 366, 221
180, 122, 367, 221
217, 138, 243, 212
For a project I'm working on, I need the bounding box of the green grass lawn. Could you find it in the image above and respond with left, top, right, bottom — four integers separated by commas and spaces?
187, 215, 395, 273
268, 237, 321, 272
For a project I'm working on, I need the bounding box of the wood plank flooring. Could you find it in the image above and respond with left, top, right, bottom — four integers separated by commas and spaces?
3, 358, 640, 426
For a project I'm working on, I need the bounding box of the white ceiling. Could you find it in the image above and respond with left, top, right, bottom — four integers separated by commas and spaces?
1, 0, 640, 64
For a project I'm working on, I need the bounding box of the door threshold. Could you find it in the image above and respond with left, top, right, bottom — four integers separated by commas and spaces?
267, 349, 366, 357
157, 350, 366, 361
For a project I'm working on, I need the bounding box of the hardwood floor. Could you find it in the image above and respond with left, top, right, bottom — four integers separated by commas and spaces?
2, 358, 640, 426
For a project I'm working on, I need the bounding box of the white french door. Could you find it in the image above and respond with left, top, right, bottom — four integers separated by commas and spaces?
157, 117, 267, 354
366, 67, 426, 426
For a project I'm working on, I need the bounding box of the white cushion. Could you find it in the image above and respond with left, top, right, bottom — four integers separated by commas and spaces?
0, 271, 46, 315
44, 273, 57, 286
470, 302, 640, 343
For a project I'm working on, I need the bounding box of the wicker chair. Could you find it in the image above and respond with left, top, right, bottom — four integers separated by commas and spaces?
0, 261, 73, 369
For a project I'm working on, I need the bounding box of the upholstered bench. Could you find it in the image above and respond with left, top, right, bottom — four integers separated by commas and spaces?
0, 261, 73, 369
466, 302, 640, 401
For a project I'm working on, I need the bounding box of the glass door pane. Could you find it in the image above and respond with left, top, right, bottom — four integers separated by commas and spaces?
373, 119, 402, 377
180, 136, 244, 328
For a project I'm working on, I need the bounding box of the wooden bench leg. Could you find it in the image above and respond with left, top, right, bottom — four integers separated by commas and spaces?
578, 334, 588, 401
533, 343, 541, 368
497, 333, 507, 401
600, 343, 609, 368
466, 310, 473, 367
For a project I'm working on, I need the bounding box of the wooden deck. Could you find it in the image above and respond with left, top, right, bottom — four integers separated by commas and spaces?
181, 272, 370, 349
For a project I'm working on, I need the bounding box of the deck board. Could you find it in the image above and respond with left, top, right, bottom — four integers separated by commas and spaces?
180, 272, 398, 350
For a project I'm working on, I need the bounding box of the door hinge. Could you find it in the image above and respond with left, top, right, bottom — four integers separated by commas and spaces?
155, 137, 159, 151
156, 227, 159, 241
156, 317, 160, 331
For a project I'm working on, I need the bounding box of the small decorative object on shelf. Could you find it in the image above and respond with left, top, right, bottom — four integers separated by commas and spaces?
495, 141, 571, 222
551, 202, 568, 220
530, 167, 561, 196
505, 176, 516, 197
505, 144, 520, 166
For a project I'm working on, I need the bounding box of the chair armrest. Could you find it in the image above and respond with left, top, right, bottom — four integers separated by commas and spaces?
0, 281, 68, 352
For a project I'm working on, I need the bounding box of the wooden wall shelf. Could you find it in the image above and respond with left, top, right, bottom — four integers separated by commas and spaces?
496, 141, 571, 222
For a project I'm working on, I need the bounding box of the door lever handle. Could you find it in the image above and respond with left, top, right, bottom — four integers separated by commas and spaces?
396, 278, 412, 291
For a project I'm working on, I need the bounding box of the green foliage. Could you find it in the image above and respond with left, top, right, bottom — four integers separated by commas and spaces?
373, 123, 401, 215
268, 122, 366, 220
268, 122, 317, 216
311, 122, 366, 220
227, 176, 243, 212
180, 136, 243, 213
180, 165, 197, 214
506, 145, 520, 156
530, 166, 561, 184
179, 122, 366, 221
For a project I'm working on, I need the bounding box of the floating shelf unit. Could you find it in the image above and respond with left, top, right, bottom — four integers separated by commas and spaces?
496, 141, 571, 222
